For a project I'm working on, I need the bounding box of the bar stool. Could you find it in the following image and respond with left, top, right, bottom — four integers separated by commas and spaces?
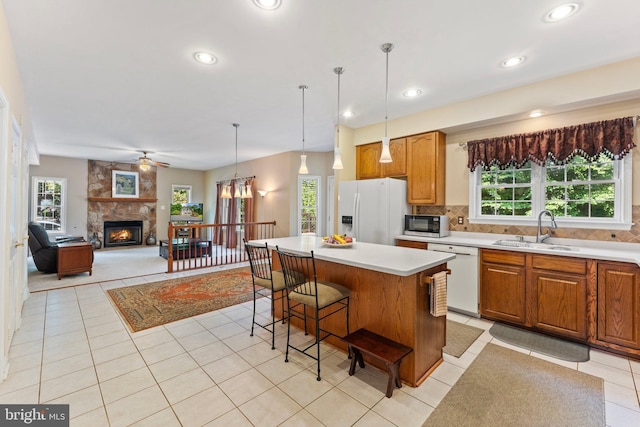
243, 239, 286, 350
276, 246, 350, 381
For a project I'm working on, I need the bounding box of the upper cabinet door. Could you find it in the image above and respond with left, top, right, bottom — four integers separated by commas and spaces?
356, 143, 382, 180
407, 131, 446, 205
381, 137, 407, 178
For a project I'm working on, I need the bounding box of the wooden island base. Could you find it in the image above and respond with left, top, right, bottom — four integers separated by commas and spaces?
271, 251, 447, 387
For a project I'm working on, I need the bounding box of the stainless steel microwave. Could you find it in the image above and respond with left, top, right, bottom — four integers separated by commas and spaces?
404, 215, 450, 238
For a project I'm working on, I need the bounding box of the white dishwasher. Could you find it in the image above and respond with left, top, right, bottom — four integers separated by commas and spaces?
428, 243, 479, 317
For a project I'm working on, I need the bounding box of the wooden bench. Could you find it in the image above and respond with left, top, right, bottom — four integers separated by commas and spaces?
342, 328, 413, 398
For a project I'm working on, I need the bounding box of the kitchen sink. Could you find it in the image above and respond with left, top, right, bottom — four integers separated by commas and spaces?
493, 240, 578, 252
493, 240, 531, 248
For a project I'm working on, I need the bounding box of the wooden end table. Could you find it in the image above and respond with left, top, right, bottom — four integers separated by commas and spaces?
57, 242, 93, 280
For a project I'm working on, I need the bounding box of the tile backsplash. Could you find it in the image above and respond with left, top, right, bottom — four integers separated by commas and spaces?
416, 205, 640, 244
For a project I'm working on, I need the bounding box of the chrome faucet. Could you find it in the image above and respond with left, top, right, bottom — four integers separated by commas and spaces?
536, 210, 558, 243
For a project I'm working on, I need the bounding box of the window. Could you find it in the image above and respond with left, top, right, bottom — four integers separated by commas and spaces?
298, 176, 321, 235
470, 154, 631, 229
32, 176, 66, 233
172, 185, 191, 204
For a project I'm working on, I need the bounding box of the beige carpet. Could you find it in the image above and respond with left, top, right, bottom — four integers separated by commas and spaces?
443, 320, 484, 358
28, 246, 167, 292
423, 343, 605, 427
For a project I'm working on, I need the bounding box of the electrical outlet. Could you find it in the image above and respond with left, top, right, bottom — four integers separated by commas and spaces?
457, 216, 464, 225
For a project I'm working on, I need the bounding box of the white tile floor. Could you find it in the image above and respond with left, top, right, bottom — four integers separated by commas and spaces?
2, 269, 640, 426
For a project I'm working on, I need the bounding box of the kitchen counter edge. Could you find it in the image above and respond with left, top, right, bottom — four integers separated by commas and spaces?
396, 232, 640, 266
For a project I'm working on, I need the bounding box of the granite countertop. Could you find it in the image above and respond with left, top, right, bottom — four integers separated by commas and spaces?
249, 236, 455, 277
396, 232, 640, 266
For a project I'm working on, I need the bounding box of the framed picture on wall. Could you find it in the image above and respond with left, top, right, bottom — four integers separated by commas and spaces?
112, 170, 139, 198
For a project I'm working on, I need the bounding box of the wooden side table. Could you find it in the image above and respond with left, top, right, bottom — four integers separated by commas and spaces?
57, 242, 94, 280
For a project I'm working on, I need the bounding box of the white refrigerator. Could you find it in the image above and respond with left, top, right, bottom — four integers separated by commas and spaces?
338, 178, 409, 245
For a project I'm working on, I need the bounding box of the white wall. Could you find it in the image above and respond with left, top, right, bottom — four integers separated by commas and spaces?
29, 156, 89, 237
156, 167, 206, 240
0, 1, 35, 382
204, 150, 333, 238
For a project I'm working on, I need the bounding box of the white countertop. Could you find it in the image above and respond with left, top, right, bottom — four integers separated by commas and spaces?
396, 232, 640, 266
250, 236, 455, 277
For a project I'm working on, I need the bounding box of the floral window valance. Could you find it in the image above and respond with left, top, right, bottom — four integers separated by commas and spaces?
467, 116, 636, 171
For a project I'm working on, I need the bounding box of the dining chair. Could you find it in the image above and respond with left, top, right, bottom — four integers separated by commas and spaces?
243, 239, 286, 350
276, 246, 350, 381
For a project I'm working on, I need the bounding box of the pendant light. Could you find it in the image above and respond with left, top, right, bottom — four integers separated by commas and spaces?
232, 123, 242, 198
298, 84, 309, 174
242, 180, 253, 198
221, 183, 231, 199
379, 43, 394, 163
332, 67, 344, 170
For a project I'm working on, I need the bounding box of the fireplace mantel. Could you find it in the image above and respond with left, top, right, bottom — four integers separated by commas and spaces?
88, 197, 158, 203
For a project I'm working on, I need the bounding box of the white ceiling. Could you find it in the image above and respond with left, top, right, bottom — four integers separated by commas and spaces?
5, 0, 640, 170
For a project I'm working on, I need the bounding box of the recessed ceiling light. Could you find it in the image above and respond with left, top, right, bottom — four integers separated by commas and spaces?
403, 89, 422, 97
193, 51, 217, 65
342, 111, 354, 118
545, 3, 580, 22
529, 110, 544, 118
501, 56, 525, 68
253, 0, 282, 10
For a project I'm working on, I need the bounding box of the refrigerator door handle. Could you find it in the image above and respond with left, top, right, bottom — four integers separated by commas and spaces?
354, 193, 361, 239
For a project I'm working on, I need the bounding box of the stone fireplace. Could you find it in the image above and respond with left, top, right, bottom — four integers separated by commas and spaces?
104, 220, 143, 247
87, 160, 157, 247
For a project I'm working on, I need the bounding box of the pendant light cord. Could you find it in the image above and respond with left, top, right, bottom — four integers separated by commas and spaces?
337, 70, 341, 145
384, 48, 389, 138
233, 123, 239, 178
380, 43, 394, 138
299, 85, 307, 154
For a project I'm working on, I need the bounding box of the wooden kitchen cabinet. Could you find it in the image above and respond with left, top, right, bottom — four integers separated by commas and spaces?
597, 261, 640, 350
529, 255, 589, 340
356, 143, 381, 180
480, 249, 526, 325
356, 138, 407, 180
381, 138, 407, 177
407, 131, 446, 205
395, 239, 428, 250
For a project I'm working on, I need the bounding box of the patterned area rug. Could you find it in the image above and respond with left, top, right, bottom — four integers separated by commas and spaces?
108, 267, 253, 332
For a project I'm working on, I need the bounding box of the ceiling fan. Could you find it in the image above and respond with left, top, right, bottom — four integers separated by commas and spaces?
135, 151, 170, 169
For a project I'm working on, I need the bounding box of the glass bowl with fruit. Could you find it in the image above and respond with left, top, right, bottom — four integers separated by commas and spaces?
322, 234, 354, 247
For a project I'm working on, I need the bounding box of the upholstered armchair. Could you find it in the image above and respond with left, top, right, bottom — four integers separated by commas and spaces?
28, 221, 59, 273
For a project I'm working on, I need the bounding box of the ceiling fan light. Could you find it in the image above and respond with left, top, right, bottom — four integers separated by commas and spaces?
379, 137, 393, 163
139, 163, 151, 172
299, 154, 309, 174
332, 147, 344, 170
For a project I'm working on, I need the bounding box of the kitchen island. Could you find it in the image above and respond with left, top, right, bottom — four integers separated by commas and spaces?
250, 236, 455, 387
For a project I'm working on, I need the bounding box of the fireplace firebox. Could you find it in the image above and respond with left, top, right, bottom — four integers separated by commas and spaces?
104, 220, 143, 248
